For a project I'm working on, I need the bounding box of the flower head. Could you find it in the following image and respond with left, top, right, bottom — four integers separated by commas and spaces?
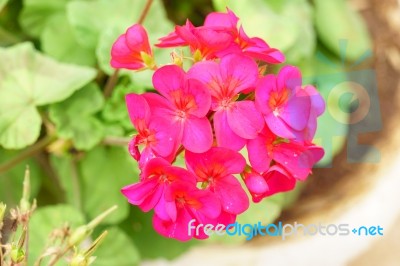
111, 24, 154, 70
185, 147, 249, 214
188, 54, 264, 150
147, 65, 213, 153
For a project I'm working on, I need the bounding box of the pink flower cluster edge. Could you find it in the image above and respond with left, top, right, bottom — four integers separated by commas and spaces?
111, 9, 325, 241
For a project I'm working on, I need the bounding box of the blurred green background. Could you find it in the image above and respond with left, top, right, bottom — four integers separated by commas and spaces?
0, 0, 371, 264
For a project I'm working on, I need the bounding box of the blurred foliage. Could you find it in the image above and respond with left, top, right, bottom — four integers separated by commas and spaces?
0, 0, 371, 264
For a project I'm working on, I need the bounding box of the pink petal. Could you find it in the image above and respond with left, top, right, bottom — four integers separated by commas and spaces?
226, 100, 264, 139
142, 92, 175, 118
274, 142, 317, 180
152, 65, 186, 100
247, 135, 272, 173
149, 118, 180, 157
255, 75, 277, 114
125, 94, 150, 127
263, 165, 296, 197
153, 208, 194, 241
138, 147, 157, 169
185, 79, 211, 117
185, 147, 246, 178
204, 10, 238, 30
244, 170, 269, 194
182, 116, 213, 153
214, 110, 246, 151
125, 24, 151, 54
265, 113, 296, 139
121, 178, 159, 208
280, 90, 311, 131
187, 61, 222, 99
195, 189, 222, 219
305, 85, 325, 117
214, 175, 249, 214
277, 65, 302, 92
220, 54, 259, 94
141, 157, 171, 179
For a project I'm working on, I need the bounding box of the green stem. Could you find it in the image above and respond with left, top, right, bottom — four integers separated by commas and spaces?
70, 158, 82, 211
0, 135, 56, 174
103, 0, 154, 98
102, 136, 131, 146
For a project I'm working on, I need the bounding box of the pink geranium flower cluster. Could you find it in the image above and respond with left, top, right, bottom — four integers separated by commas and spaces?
111, 9, 325, 241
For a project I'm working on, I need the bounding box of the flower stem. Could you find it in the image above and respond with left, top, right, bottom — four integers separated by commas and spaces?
103, 0, 154, 98
0, 135, 56, 174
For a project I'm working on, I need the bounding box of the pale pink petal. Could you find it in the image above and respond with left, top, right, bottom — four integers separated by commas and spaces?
152, 65, 186, 100
280, 90, 311, 131
277, 65, 302, 91
214, 110, 246, 151
265, 113, 296, 139
182, 116, 213, 153
227, 100, 264, 139
305, 85, 325, 116
220, 54, 259, 94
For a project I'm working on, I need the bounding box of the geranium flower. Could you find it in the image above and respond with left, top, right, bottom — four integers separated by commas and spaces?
156, 20, 233, 60
111, 24, 155, 70
125, 94, 178, 168
255, 65, 314, 140
247, 125, 324, 179
153, 182, 221, 241
243, 166, 296, 202
188, 54, 264, 150
121, 158, 197, 216
185, 147, 249, 215
144, 65, 213, 153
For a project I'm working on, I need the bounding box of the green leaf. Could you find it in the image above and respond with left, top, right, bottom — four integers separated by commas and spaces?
28, 204, 85, 266
49, 155, 79, 209
0, 43, 96, 149
101, 83, 141, 131
19, 0, 70, 38
49, 83, 105, 150
0, 149, 42, 206
41, 14, 96, 66
313, 0, 371, 61
92, 227, 140, 266
79, 146, 138, 224
0, 0, 8, 12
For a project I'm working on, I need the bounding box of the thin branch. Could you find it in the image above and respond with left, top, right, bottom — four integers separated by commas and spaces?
102, 136, 131, 146
0, 135, 56, 174
103, 0, 154, 98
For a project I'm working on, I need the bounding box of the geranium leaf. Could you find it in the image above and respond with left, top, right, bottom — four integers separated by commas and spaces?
0, 43, 96, 149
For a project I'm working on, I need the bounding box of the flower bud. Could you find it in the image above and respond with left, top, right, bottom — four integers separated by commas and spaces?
68, 225, 92, 247
10, 246, 25, 263
20, 166, 31, 213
